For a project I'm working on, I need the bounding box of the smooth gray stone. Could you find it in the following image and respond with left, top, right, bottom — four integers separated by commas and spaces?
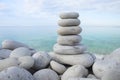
49, 52, 94, 67
33, 69, 59, 80
0, 66, 34, 80
102, 69, 120, 80
57, 26, 82, 35
58, 19, 80, 27
61, 65, 88, 80
53, 44, 86, 55
10, 47, 32, 58
68, 78, 100, 80
92, 59, 120, 78
18, 56, 34, 69
0, 49, 12, 59
32, 51, 51, 70
59, 12, 79, 19
87, 74, 97, 79
2, 40, 29, 50
57, 35, 82, 46
0, 58, 19, 71
50, 60, 66, 74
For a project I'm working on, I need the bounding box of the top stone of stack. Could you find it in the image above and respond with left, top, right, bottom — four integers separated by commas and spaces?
59, 12, 79, 19
58, 12, 80, 27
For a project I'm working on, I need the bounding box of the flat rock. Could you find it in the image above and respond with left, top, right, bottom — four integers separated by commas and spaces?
53, 44, 87, 55
0, 66, 34, 80
59, 12, 79, 19
18, 56, 34, 69
50, 60, 66, 74
58, 19, 80, 27
0, 58, 19, 71
92, 59, 120, 78
0, 49, 12, 59
2, 40, 29, 50
49, 52, 94, 67
10, 47, 32, 58
61, 65, 88, 80
32, 51, 51, 70
102, 69, 120, 80
57, 35, 82, 46
57, 26, 82, 35
33, 69, 59, 80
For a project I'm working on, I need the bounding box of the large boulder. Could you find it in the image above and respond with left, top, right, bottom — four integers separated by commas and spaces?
58, 19, 80, 27
57, 26, 82, 35
50, 60, 66, 74
57, 35, 82, 45
10, 47, 32, 58
33, 69, 59, 80
2, 40, 29, 50
0, 66, 34, 80
0, 49, 12, 59
53, 44, 87, 55
32, 51, 51, 70
59, 12, 79, 19
61, 65, 88, 80
49, 52, 94, 67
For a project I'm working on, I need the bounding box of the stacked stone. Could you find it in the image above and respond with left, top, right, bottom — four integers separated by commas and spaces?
49, 12, 94, 68
55, 12, 86, 55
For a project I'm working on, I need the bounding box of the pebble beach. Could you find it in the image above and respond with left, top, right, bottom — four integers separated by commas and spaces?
0, 12, 120, 80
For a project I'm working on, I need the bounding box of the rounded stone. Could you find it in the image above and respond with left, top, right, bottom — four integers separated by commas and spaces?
58, 19, 80, 27
57, 35, 82, 46
102, 69, 120, 80
0, 49, 12, 59
18, 56, 34, 69
49, 52, 94, 67
32, 51, 51, 70
53, 43, 87, 55
59, 12, 79, 19
0, 66, 34, 80
92, 59, 120, 78
50, 60, 66, 74
2, 40, 29, 50
10, 47, 32, 58
57, 26, 82, 35
33, 69, 59, 80
61, 65, 88, 80
68, 78, 100, 80
0, 58, 19, 71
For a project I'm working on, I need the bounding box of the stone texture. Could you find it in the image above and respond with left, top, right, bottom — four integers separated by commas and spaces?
10, 47, 32, 58
32, 51, 51, 70
61, 65, 88, 80
0, 66, 34, 80
49, 52, 94, 67
59, 12, 79, 19
18, 56, 34, 69
53, 44, 87, 55
0, 49, 12, 59
57, 35, 82, 45
58, 19, 80, 27
68, 78, 100, 80
92, 59, 120, 78
33, 69, 59, 80
57, 26, 82, 35
102, 69, 120, 80
0, 58, 19, 71
50, 60, 66, 74
2, 40, 29, 50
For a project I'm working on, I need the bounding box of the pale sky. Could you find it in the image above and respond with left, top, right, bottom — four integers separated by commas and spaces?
0, 0, 120, 26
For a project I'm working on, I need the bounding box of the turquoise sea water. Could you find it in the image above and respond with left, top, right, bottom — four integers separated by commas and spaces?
0, 26, 120, 55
